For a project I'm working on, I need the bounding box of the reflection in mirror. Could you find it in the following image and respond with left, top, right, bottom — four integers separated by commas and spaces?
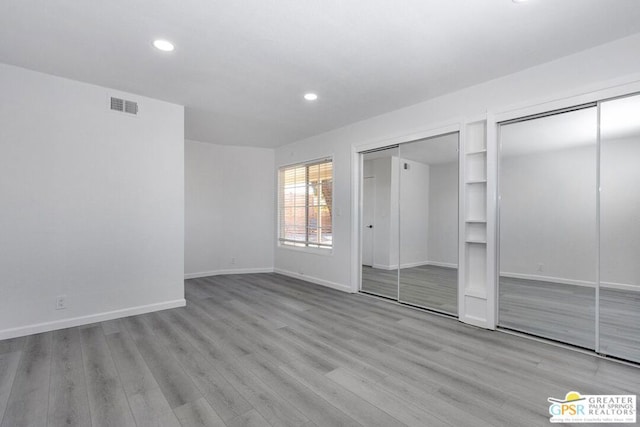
599, 94, 640, 363
398, 133, 459, 314
361, 146, 399, 299
498, 107, 597, 349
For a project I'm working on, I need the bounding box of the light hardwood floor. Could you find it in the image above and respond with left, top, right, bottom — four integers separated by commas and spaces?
1, 273, 639, 426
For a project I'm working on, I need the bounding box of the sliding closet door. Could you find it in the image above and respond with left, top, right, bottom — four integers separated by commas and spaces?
599, 94, 640, 363
498, 107, 598, 349
398, 134, 459, 314
361, 147, 399, 299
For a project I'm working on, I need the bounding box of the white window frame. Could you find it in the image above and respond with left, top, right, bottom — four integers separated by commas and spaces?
278, 157, 334, 251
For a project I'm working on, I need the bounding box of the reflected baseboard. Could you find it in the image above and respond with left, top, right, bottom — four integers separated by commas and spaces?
370, 260, 458, 271
500, 272, 640, 292
500, 271, 595, 288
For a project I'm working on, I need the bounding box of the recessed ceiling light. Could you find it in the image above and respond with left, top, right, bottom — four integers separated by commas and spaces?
153, 39, 175, 52
304, 93, 318, 101
512, 0, 528, 3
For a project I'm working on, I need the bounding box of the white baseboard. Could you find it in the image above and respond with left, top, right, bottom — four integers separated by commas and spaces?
274, 268, 355, 293
185, 267, 274, 280
0, 299, 186, 341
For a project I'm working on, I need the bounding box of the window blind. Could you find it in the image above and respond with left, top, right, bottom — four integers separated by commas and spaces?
278, 158, 333, 249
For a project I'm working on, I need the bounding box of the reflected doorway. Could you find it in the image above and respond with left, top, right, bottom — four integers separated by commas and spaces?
361, 146, 399, 299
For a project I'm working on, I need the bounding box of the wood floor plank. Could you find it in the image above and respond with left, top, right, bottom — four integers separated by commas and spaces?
280, 358, 406, 427
192, 297, 337, 374
127, 387, 182, 427
48, 328, 92, 427
1, 332, 52, 427
215, 361, 310, 427
123, 317, 202, 410
226, 408, 271, 427
374, 373, 496, 427
0, 337, 26, 355
326, 366, 450, 427
174, 398, 226, 427
80, 326, 136, 427
145, 311, 253, 422
240, 354, 362, 427
0, 351, 21, 424
106, 329, 180, 427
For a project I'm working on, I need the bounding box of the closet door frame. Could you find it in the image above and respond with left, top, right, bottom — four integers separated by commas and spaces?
354, 123, 461, 305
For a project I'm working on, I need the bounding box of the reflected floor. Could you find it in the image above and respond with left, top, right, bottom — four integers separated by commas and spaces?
500, 277, 640, 363
361, 264, 457, 315
499, 276, 596, 349
598, 288, 640, 363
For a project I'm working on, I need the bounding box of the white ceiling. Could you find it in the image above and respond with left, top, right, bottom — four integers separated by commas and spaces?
1, 1, 640, 148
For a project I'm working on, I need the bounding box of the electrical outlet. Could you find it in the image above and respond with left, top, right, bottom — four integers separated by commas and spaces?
231, 257, 236, 265
537, 263, 544, 272
56, 295, 66, 310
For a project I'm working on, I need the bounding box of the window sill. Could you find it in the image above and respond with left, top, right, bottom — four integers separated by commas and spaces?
277, 244, 333, 256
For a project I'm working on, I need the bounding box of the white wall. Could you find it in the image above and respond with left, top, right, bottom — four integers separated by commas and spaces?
427, 161, 458, 267
274, 33, 640, 293
0, 63, 185, 339
184, 140, 274, 278
273, 136, 353, 292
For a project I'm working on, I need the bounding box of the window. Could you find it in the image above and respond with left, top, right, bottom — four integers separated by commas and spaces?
278, 159, 333, 249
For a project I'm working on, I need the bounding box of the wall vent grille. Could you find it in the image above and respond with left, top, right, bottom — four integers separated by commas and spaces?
110, 97, 138, 115
110, 97, 124, 112
124, 100, 138, 115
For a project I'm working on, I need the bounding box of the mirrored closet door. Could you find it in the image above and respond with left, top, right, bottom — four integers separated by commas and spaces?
360, 133, 459, 316
498, 106, 598, 349
361, 146, 400, 299
498, 93, 640, 363
599, 94, 640, 363
398, 134, 459, 314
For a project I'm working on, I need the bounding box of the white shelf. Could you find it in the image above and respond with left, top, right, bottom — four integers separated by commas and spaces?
466, 239, 487, 244
465, 179, 487, 184
466, 149, 487, 155
465, 219, 487, 223
465, 288, 487, 299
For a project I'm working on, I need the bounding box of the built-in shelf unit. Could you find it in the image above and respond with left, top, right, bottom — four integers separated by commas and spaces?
459, 119, 494, 328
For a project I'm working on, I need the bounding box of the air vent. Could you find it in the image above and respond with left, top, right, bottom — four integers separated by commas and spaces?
110, 96, 138, 116
110, 97, 124, 112
124, 100, 138, 115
